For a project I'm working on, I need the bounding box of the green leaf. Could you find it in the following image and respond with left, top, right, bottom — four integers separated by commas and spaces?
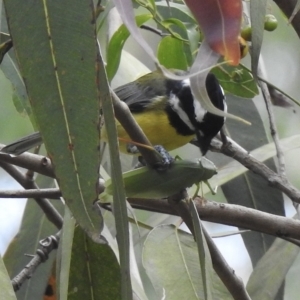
247, 237, 300, 300
160, 18, 189, 41
56, 206, 75, 300
143, 225, 204, 299
4, 0, 102, 239
189, 200, 213, 300
66, 226, 121, 300
157, 36, 188, 70
0, 256, 16, 300
100, 49, 133, 297
143, 225, 232, 300
212, 64, 259, 98
104, 158, 217, 199
106, 14, 153, 81
1, 52, 33, 121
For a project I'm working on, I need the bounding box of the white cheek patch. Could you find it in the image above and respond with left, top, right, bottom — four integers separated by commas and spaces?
169, 94, 195, 130
193, 99, 207, 123
182, 78, 190, 87
182, 78, 207, 123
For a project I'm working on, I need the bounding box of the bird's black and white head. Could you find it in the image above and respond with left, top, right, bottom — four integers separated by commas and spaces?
165, 73, 226, 155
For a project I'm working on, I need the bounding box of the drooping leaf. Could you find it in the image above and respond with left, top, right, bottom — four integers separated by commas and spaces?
4, 0, 102, 239
184, 0, 242, 65
100, 42, 133, 299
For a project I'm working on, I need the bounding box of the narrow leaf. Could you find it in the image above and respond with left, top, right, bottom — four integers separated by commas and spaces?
56, 206, 75, 300
100, 53, 133, 297
189, 200, 214, 300
4, 0, 102, 239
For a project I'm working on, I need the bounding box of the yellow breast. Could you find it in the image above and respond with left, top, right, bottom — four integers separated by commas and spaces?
101, 110, 195, 154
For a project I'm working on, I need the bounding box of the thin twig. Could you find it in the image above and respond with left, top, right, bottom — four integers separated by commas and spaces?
140, 25, 169, 37
0, 161, 63, 229
0, 148, 54, 177
210, 138, 300, 203
11, 231, 60, 291
0, 188, 61, 199
258, 67, 286, 177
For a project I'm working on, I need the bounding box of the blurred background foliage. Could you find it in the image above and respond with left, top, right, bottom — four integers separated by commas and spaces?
1, 0, 300, 299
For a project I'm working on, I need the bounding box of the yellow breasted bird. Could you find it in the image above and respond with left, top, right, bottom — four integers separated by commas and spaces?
1, 70, 226, 157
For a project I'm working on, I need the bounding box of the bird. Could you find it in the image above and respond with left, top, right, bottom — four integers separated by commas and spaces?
1, 70, 226, 157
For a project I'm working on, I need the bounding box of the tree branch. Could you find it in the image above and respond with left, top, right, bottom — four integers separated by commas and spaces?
11, 232, 60, 291
0, 148, 54, 178
0, 161, 63, 229
210, 138, 300, 203
127, 197, 300, 241
0, 188, 61, 199
201, 225, 251, 300
258, 68, 286, 176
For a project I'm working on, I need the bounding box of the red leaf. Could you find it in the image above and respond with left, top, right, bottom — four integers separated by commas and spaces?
185, 0, 242, 65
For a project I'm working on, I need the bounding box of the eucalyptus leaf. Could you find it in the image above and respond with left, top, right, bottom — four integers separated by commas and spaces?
4, 0, 102, 239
